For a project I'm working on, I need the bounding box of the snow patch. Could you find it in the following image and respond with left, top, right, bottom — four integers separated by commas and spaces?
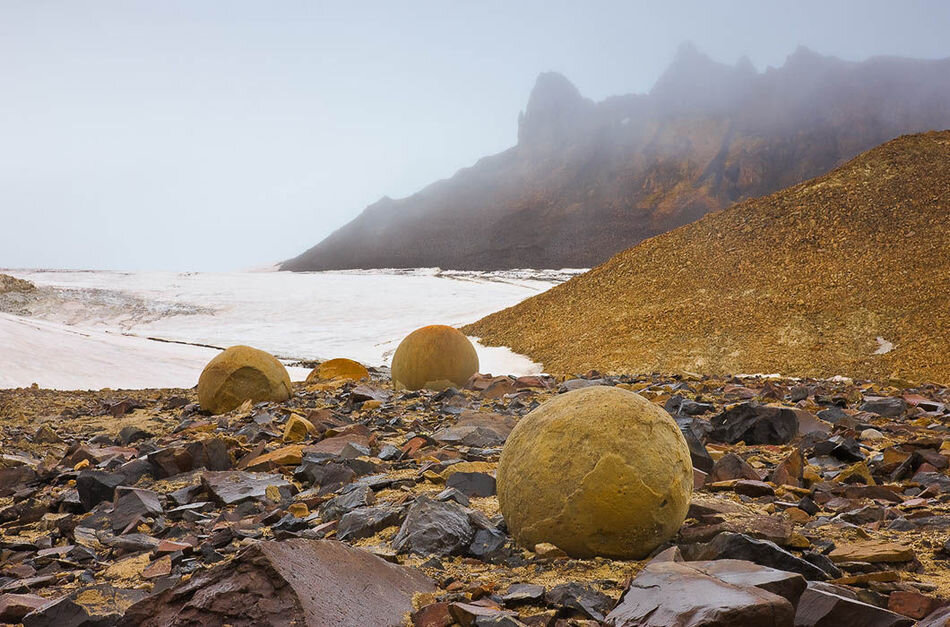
1, 269, 562, 389
873, 336, 894, 355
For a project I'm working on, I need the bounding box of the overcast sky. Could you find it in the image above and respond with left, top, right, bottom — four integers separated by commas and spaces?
2, 1, 949, 271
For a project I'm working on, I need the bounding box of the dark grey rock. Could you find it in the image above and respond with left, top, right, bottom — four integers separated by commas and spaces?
859, 396, 907, 417
817, 406, 848, 423
319, 485, 375, 521
112, 487, 163, 532
435, 487, 471, 506
802, 551, 843, 579
666, 395, 714, 416
117, 425, 152, 446
695, 532, 831, 580
392, 496, 475, 556
202, 471, 295, 506
446, 471, 496, 497
710, 402, 802, 445
76, 470, 125, 512
502, 583, 546, 606
377, 444, 402, 461
468, 528, 508, 561
545, 582, 614, 622
337, 506, 403, 541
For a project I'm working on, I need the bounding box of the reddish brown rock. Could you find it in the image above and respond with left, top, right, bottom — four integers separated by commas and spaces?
887, 590, 942, 620
0, 465, 38, 498
707, 452, 760, 483
305, 430, 373, 456
734, 480, 775, 498
0, 594, 47, 623
121, 539, 435, 626
771, 449, 804, 487
795, 582, 913, 626
606, 559, 795, 626
23, 586, 147, 627
412, 602, 454, 627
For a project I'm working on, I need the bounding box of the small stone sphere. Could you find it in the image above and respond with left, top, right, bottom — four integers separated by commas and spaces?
306, 358, 369, 383
391, 325, 479, 391
497, 386, 693, 559
198, 345, 292, 414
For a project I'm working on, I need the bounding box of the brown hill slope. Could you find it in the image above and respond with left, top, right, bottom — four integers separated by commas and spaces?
283, 46, 950, 271
463, 132, 950, 383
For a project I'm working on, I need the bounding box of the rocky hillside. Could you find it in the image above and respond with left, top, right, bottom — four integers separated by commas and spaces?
283, 45, 950, 271
0, 273, 35, 294
464, 132, 950, 383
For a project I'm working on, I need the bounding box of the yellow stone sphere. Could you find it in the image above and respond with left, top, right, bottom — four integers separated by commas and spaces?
497, 386, 693, 559
391, 325, 479, 391
197, 345, 292, 414
306, 358, 370, 383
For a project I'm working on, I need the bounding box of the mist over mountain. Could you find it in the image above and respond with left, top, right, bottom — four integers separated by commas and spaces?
282, 44, 950, 271
464, 131, 950, 382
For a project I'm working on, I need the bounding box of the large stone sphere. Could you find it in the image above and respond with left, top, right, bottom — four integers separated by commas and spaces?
391, 325, 479, 391
497, 386, 693, 559
198, 345, 293, 414
306, 358, 369, 383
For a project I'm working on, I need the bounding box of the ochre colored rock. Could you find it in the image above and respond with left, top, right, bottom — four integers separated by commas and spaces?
497, 386, 693, 559
197, 345, 292, 415
828, 541, 914, 564
306, 358, 369, 383
246, 445, 304, 470
391, 325, 478, 391
283, 414, 316, 443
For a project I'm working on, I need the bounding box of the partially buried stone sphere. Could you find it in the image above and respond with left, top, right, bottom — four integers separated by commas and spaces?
391, 325, 479, 391
497, 385, 693, 559
306, 358, 369, 383
197, 345, 293, 414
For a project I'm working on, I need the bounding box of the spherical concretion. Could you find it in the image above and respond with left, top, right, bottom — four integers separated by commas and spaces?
197, 345, 293, 414
496, 386, 693, 559
390, 325, 479, 391
306, 358, 369, 383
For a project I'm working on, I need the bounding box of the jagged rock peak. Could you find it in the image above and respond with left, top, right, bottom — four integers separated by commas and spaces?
650, 42, 742, 98
518, 72, 593, 146
783, 45, 842, 69
671, 41, 710, 65
525, 72, 584, 110
735, 54, 756, 74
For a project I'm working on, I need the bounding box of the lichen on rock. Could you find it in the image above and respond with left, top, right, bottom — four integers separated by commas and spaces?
391, 325, 478, 391
197, 345, 292, 414
497, 385, 693, 559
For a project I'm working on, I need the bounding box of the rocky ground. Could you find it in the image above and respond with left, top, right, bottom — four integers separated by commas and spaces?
1, 370, 950, 625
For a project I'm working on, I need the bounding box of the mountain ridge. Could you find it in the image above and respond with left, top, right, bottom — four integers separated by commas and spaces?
282, 46, 950, 271
463, 131, 950, 383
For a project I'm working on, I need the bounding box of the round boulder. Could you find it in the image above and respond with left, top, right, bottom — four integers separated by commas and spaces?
497, 386, 693, 559
391, 325, 478, 391
198, 345, 292, 414
306, 358, 369, 383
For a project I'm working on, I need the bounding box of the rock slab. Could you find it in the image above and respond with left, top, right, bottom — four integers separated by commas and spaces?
606, 559, 796, 626
121, 539, 435, 626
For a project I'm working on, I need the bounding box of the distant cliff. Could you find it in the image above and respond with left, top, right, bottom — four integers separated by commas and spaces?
282, 44, 950, 271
